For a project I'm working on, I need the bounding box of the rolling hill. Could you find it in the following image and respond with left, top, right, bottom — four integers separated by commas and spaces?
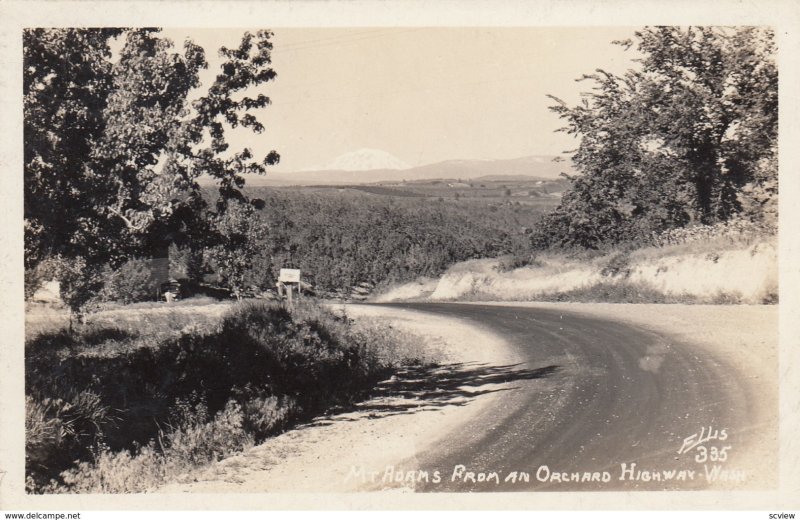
214, 154, 576, 187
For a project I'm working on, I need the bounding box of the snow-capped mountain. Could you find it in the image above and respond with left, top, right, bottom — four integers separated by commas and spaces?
306, 148, 411, 172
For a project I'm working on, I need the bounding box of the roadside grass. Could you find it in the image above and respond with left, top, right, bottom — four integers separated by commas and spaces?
93, 295, 221, 311
25, 303, 71, 339
646, 217, 773, 251
466, 280, 757, 305
25, 297, 230, 340
26, 299, 430, 493
628, 231, 769, 266
531, 281, 700, 304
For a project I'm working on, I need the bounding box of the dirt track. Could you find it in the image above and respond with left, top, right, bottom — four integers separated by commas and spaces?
158, 303, 777, 493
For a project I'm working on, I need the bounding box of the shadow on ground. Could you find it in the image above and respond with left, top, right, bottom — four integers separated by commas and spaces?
309, 362, 560, 425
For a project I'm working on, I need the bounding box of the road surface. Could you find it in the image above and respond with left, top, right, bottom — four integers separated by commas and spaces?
375, 302, 772, 491
158, 302, 776, 494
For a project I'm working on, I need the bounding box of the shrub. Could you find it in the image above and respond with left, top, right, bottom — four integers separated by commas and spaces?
58, 443, 167, 494
648, 217, 770, 248
240, 394, 296, 442
494, 254, 543, 273
600, 252, 631, 278
56, 400, 257, 494
161, 400, 253, 467
25, 390, 116, 490
100, 258, 156, 304
168, 244, 204, 282
25, 256, 104, 319
26, 396, 70, 476
25, 265, 48, 301
350, 319, 434, 370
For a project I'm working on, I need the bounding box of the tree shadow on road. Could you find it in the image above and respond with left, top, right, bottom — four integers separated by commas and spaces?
307, 362, 560, 425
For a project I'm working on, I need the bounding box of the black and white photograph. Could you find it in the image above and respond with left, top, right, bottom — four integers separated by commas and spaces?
1, 0, 799, 514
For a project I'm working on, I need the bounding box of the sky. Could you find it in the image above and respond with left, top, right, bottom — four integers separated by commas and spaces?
161, 27, 639, 172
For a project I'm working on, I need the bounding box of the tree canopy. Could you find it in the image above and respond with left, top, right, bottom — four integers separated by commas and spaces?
533, 27, 778, 249
24, 28, 279, 271
24, 28, 279, 310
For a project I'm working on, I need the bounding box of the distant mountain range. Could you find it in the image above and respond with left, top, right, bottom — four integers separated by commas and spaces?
302, 148, 412, 172
232, 154, 576, 187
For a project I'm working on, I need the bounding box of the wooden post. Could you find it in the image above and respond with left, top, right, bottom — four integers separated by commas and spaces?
278, 269, 301, 308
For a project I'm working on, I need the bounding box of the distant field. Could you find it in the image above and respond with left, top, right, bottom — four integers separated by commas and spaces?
265, 176, 569, 208
394, 177, 569, 201
304, 185, 428, 198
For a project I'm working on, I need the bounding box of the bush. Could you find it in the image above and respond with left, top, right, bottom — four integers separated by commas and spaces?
57, 443, 167, 494
25, 390, 116, 489
168, 244, 204, 282
494, 254, 543, 273
161, 400, 253, 467
26, 396, 69, 476
25, 266, 48, 301
600, 252, 631, 278
55, 399, 256, 494
647, 217, 769, 248
100, 258, 156, 304
240, 394, 295, 442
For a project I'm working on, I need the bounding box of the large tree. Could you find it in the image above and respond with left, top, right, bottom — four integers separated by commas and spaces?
535, 26, 777, 249
24, 28, 279, 307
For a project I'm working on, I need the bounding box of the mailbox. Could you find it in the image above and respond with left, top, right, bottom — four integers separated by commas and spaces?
279, 268, 301, 283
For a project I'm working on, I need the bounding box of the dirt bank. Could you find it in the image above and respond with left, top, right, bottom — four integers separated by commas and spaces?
374, 240, 777, 305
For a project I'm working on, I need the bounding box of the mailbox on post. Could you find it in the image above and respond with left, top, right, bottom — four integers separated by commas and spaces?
279, 269, 301, 284
277, 269, 302, 306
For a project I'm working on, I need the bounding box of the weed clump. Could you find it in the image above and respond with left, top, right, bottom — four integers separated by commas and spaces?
600, 252, 632, 278
494, 254, 544, 273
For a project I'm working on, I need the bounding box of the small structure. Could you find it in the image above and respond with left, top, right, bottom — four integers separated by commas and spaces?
276, 268, 302, 306
160, 279, 181, 303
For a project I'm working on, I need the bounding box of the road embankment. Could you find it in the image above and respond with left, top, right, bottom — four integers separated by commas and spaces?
374, 240, 777, 305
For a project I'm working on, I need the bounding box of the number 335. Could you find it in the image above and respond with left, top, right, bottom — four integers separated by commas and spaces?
695, 446, 731, 463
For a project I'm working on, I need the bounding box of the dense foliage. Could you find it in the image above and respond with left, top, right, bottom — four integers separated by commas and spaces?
24, 28, 278, 312
533, 27, 778, 249
97, 258, 156, 304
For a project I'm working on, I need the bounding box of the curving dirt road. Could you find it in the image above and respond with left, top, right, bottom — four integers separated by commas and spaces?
378, 303, 775, 492
159, 302, 776, 494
